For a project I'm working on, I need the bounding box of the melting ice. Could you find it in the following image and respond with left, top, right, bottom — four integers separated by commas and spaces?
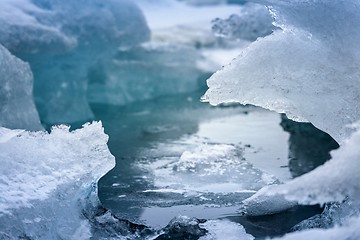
1, 0, 360, 239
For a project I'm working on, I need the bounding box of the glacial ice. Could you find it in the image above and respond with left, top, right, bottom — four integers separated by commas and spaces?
203, 0, 360, 143
0, 122, 115, 239
0, 0, 150, 125
0, 44, 42, 131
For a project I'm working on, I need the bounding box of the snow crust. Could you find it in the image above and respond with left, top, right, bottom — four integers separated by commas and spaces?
0, 44, 42, 131
203, 0, 360, 143
0, 122, 115, 239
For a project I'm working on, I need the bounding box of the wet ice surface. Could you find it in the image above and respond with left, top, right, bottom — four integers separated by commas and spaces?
94, 90, 328, 238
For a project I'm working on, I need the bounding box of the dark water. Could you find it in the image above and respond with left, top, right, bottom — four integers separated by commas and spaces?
92, 89, 338, 239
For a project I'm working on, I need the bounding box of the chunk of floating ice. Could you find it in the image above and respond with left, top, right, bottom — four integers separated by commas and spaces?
204, 0, 360, 143
200, 219, 254, 240
242, 185, 297, 216
0, 122, 115, 239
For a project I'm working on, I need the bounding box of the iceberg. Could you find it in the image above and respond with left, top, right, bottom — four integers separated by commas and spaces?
0, 44, 42, 131
0, 122, 115, 239
203, 0, 360, 143
0, 0, 150, 125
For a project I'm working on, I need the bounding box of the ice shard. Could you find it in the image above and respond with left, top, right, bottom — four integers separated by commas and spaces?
0, 44, 42, 131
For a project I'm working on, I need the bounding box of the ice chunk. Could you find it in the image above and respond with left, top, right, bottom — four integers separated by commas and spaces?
155, 216, 207, 239
242, 185, 297, 216
140, 143, 278, 196
203, 0, 360, 143
0, 44, 42, 131
200, 219, 254, 240
0, 122, 115, 239
212, 3, 275, 41
1, 0, 150, 125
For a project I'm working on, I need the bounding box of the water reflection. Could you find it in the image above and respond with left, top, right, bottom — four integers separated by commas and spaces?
94, 92, 337, 237
280, 114, 339, 178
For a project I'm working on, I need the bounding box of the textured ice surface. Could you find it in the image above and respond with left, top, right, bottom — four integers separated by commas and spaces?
0, 122, 115, 239
203, 0, 360, 143
140, 143, 278, 195
0, 44, 42, 131
242, 185, 297, 216
1, 0, 150, 125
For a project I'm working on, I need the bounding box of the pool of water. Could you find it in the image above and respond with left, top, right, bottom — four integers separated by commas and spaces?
93, 90, 337, 238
